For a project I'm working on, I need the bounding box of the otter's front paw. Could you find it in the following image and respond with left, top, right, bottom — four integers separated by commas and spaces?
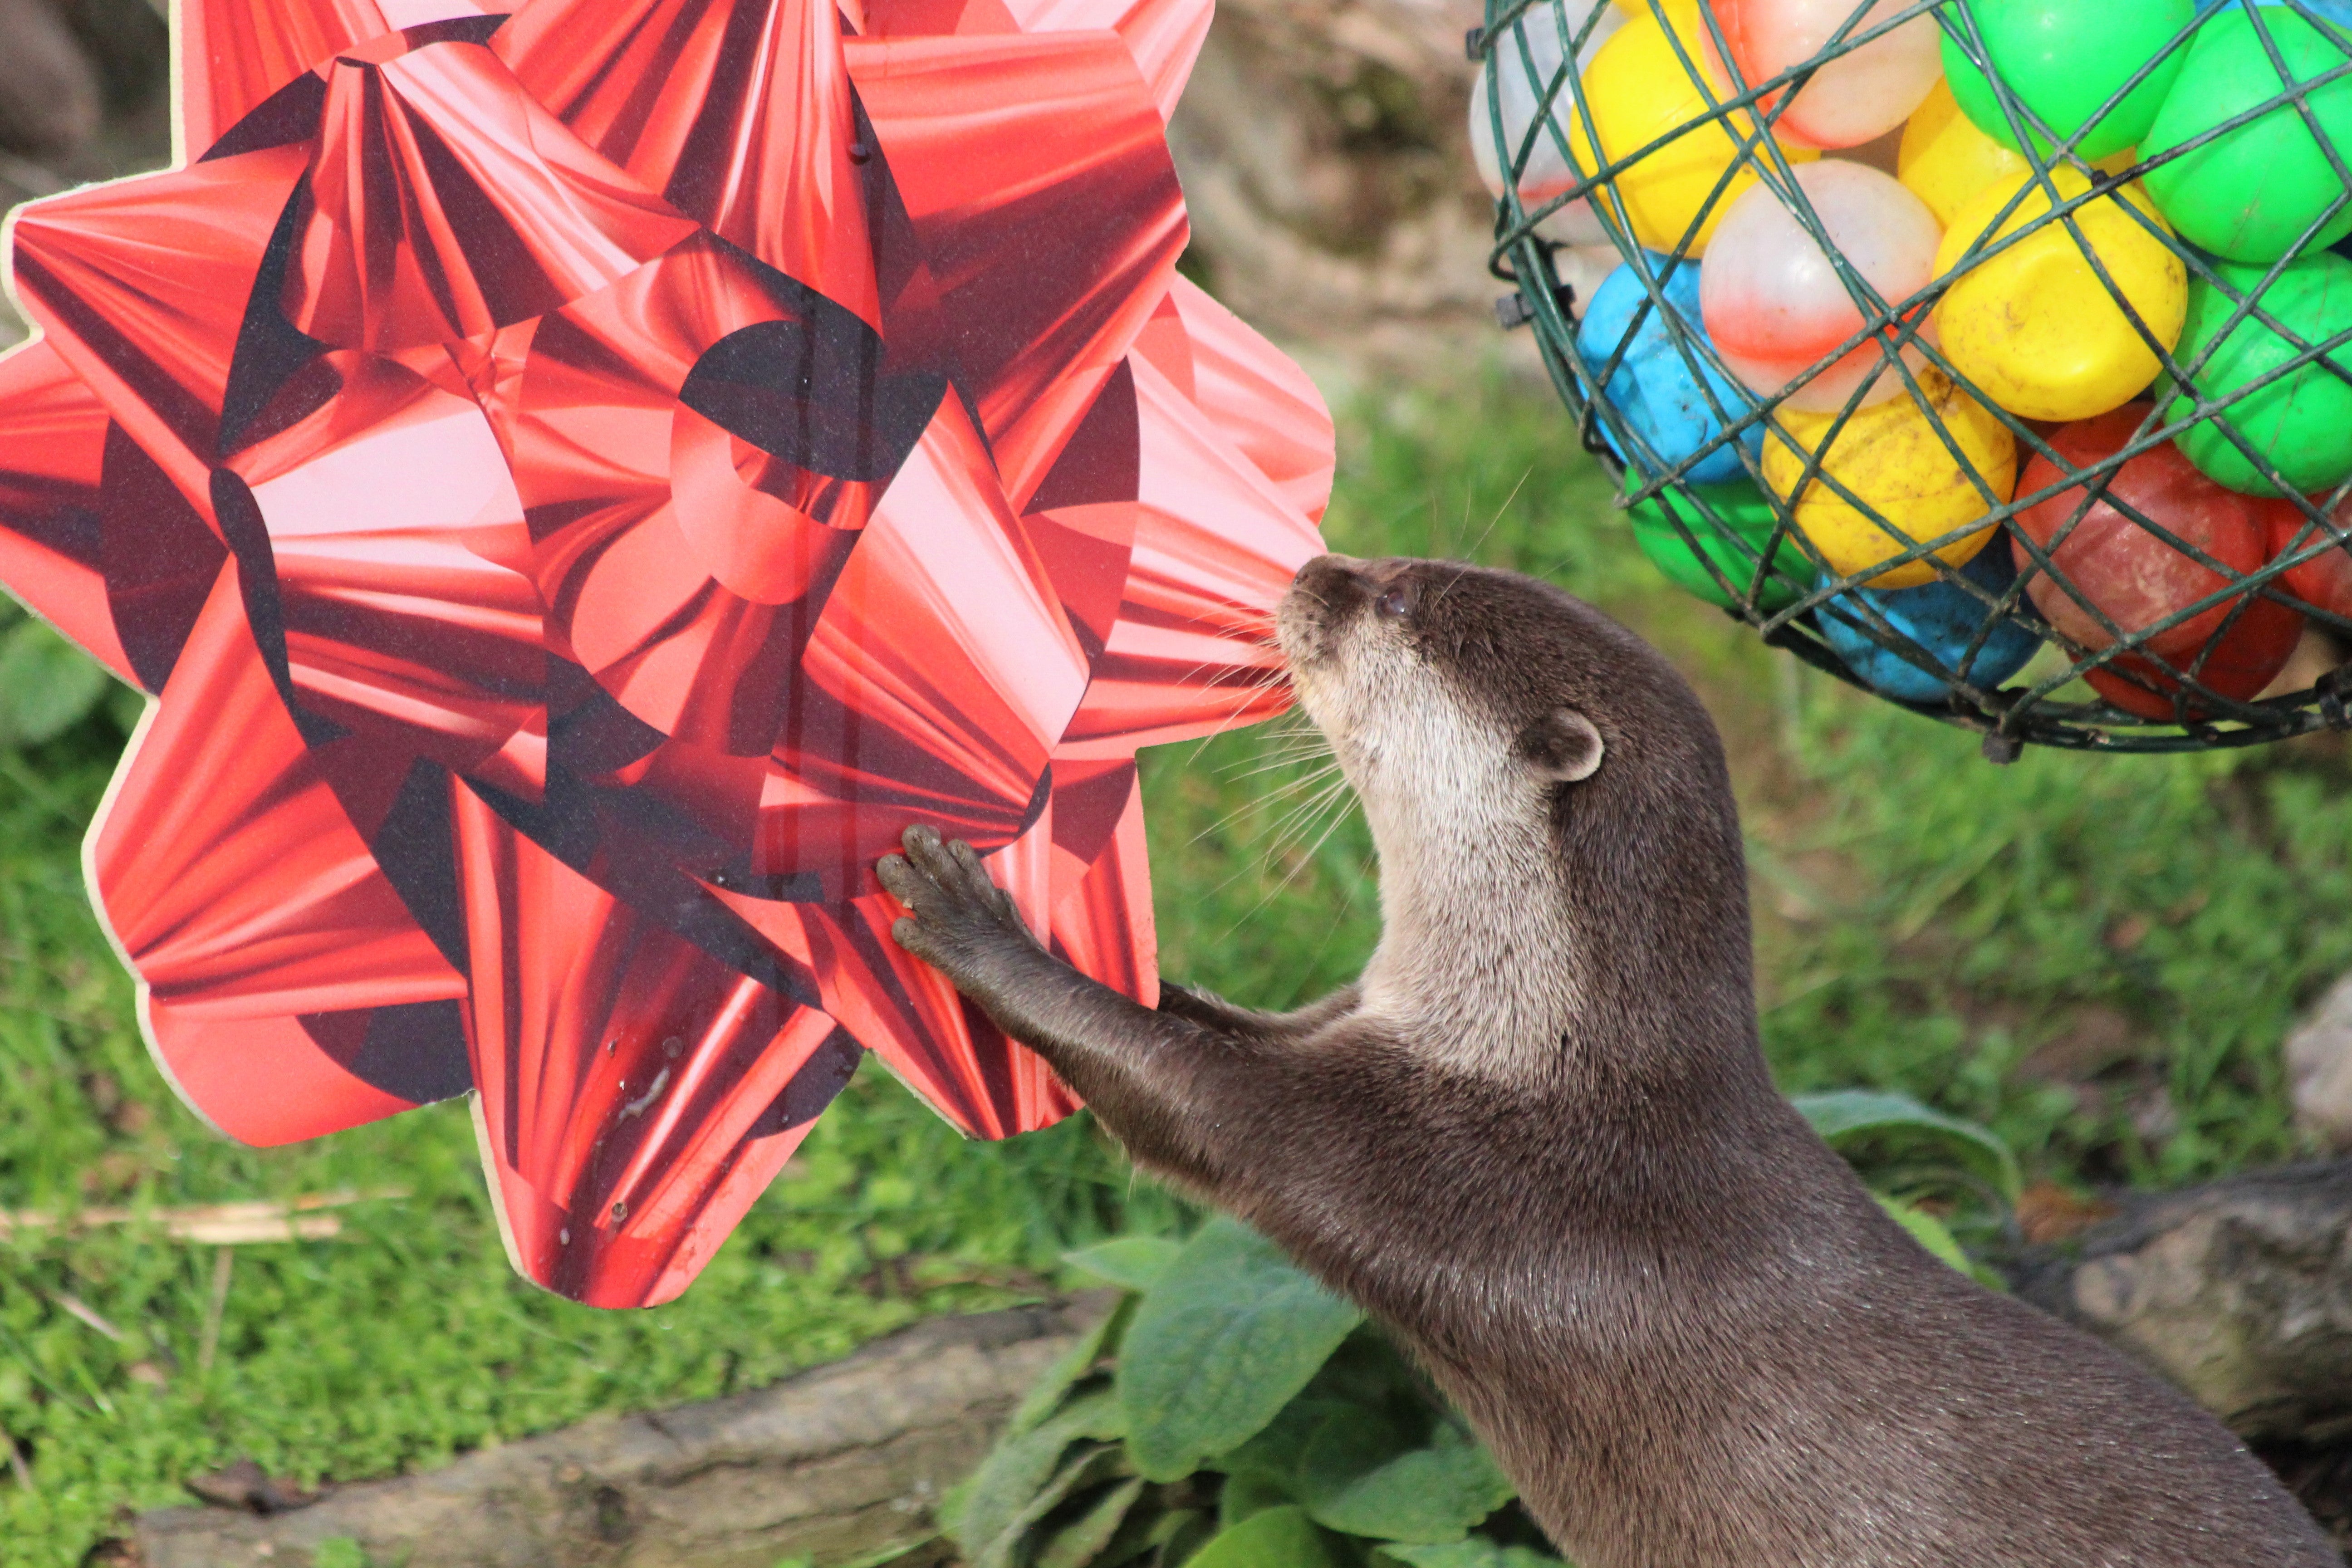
879, 826, 1038, 992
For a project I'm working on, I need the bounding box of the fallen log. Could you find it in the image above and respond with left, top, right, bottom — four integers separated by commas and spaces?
134, 1297, 1107, 1568
2015, 1161, 2352, 1442
2015, 1161, 2352, 1552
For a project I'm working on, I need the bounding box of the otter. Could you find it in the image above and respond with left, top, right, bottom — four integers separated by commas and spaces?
876, 554, 2335, 1568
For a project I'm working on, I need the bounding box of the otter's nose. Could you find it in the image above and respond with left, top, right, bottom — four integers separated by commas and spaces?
1292, 553, 1375, 603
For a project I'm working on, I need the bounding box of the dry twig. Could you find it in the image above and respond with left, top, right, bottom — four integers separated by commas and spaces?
0, 1189, 407, 1246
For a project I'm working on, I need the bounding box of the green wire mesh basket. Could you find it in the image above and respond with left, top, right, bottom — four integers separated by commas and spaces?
1478, 0, 2352, 757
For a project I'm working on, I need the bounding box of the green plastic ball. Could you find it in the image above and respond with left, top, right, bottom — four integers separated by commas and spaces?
2164, 253, 2352, 497
1626, 477, 1803, 612
1941, 0, 2194, 161
2144, 10, 2352, 263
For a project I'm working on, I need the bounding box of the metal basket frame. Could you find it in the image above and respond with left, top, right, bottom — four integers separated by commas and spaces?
1476, 0, 2352, 756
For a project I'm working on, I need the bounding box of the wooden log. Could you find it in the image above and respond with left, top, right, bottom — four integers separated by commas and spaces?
2015, 1161, 2352, 1444
134, 1298, 1108, 1568
2014, 1162, 2352, 1553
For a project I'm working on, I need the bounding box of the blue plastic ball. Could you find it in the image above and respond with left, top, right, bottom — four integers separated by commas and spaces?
1817, 539, 2043, 704
1577, 253, 1761, 486
2195, 0, 2351, 24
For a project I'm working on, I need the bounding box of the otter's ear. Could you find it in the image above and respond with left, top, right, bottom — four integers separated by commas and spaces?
1519, 708, 1605, 783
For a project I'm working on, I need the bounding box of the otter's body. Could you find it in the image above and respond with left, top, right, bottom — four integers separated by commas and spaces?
879, 557, 2334, 1567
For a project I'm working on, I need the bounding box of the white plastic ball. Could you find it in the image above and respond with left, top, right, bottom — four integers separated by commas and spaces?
1707, 0, 1942, 150
1699, 159, 1943, 411
1471, 0, 1627, 218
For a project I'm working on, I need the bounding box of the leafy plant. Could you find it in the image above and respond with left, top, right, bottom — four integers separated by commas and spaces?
1791, 1090, 2019, 1281
0, 602, 127, 750
948, 1092, 2013, 1568
946, 1215, 1547, 1568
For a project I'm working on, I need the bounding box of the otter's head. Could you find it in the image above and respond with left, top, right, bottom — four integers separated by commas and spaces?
1275, 555, 1754, 1077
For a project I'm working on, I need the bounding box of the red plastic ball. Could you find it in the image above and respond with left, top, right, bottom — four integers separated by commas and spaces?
2269, 502, 2352, 622
2013, 405, 2303, 718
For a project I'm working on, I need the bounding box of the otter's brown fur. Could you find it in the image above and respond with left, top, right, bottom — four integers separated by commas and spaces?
877, 555, 2334, 1568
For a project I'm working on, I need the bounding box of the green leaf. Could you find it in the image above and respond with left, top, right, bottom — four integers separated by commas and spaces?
972, 1444, 1133, 1568
1793, 1091, 2020, 1204
107, 682, 147, 735
1375, 1542, 1569, 1568
1218, 1469, 1294, 1530
1117, 1218, 1363, 1482
946, 1389, 1127, 1559
1146, 1509, 1218, 1568
1035, 1476, 1150, 1568
1873, 1193, 2006, 1292
312, 1540, 370, 1568
1009, 1298, 1132, 1437
1873, 1192, 1969, 1273
833, 1545, 945, 1568
1183, 1507, 1341, 1568
1089, 1498, 1183, 1568
1066, 1236, 1186, 1294
0, 617, 108, 746
1295, 1413, 1515, 1543
1215, 1396, 1351, 1485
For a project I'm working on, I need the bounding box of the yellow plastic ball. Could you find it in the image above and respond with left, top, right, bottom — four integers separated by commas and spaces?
1898, 81, 2139, 229
1569, 10, 1817, 254
1610, 0, 1698, 21
1762, 366, 2016, 588
1932, 168, 2186, 423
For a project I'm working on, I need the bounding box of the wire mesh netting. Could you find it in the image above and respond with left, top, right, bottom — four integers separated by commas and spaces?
1476, 0, 2352, 757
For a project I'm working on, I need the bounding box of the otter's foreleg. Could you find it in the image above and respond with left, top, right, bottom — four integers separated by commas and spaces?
877, 826, 1272, 1195
1159, 979, 1362, 1039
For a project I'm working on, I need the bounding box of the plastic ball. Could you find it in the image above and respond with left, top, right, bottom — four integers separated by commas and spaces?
2142, 9, 2352, 264
1705, 0, 1943, 150
1941, 0, 2194, 162
1568, 7, 1818, 253
1763, 365, 2017, 587
1472, 0, 1627, 220
1898, 79, 2138, 229
2163, 254, 2352, 498
1933, 168, 2188, 422
2270, 500, 2352, 620
2191, 0, 2352, 33
1817, 537, 2043, 702
2012, 403, 2302, 717
1626, 475, 1804, 610
1701, 160, 1942, 412
1612, 0, 1701, 21
1899, 81, 2030, 227
1579, 253, 1762, 483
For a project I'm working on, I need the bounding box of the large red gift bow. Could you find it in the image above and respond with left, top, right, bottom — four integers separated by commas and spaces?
0, 0, 1331, 1306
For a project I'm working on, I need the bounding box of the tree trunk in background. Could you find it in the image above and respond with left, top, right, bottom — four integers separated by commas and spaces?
0, 0, 1520, 369
1168, 0, 1518, 365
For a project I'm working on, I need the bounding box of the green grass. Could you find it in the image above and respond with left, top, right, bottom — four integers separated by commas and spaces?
0, 740, 1180, 1561
8, 370, 2352, 1562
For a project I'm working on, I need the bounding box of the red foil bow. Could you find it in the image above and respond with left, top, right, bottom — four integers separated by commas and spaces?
0, 0, 1332, 1305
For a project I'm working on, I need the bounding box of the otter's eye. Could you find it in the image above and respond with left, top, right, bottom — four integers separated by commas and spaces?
1374, 586, 1414, 622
